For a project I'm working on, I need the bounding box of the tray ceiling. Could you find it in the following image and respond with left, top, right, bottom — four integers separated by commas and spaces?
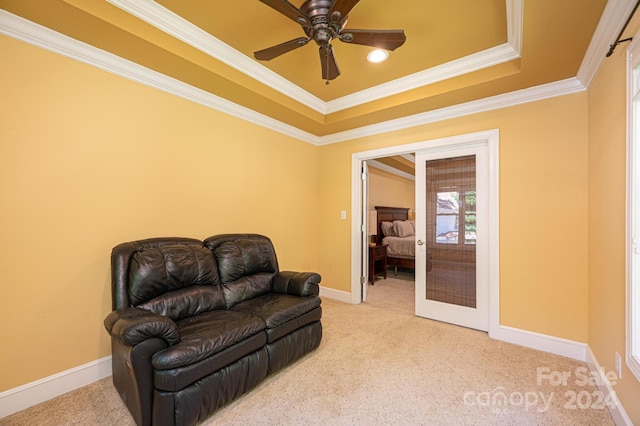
0, 0, 608, 138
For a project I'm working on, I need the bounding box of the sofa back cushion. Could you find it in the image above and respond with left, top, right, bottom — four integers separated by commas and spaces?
204, 234, 279, 308
128, 243, 224, 320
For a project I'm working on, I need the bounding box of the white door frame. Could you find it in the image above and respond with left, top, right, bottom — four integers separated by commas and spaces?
350, 129, 500, 334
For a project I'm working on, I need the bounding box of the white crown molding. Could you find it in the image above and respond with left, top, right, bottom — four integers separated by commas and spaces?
324, 0, 524, 114
318, 77, 586, 145
0, 9, 585, 146
400, 153, 415, 163
325, 42, 520, 114
108, 0, 523, 115
578, 0, 638, 88
506, 0, 524, 54
0, 10, 322, 145
106, 0, 328, 114
368, 159, 415, 181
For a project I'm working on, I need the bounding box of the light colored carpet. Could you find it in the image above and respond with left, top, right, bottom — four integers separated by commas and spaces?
370, 264, 476, 309
2, 294, 614, 426
366, 268, 415, 314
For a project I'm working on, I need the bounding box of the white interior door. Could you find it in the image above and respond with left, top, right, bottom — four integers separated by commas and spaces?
361, 161, 369, 302
415, 145, 489, 331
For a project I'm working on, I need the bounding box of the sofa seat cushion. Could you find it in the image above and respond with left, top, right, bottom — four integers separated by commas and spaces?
154, 332, 266, 392
231, 294, 321, 342
152, 310, 265, 370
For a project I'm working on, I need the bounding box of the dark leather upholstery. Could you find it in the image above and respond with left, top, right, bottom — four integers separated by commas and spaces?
154, 333, 266, 392
152, 310, 265, 370
273, 271, 321, 296
231, 293, 322, 342
105, 307, 181, 346
105, 234, 322, 426
111, 237, 204, 310
204, 234, 278, 308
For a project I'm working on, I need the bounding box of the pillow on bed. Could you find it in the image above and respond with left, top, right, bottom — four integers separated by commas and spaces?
393, 220, 415, 237
381, 221, 396, 237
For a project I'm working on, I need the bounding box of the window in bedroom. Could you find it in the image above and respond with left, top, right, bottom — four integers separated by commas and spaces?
627, 36, 640, 382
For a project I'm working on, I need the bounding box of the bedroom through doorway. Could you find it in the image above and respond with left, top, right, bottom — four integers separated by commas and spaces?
351, 130, 499, 333
367, 165, 478, 316
366, 160, 417, 315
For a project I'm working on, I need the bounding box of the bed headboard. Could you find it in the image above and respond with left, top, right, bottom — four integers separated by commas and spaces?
374, 206, 409, 244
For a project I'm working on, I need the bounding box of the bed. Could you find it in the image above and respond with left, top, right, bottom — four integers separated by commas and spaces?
374, 206, 432, 274
375, 206, 416, 271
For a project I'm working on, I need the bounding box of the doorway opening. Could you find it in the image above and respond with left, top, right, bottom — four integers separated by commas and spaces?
365, 161, 416, 315
350, 130, 500, 333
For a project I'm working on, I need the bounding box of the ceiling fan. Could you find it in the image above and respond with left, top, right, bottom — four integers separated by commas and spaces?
254, 0, 407, 82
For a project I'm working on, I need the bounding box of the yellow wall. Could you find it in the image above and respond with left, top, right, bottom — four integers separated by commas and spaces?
319, 93, 590, 343
368, 167, 415, 212
587, 21, 640, 424
0, 35, 320, 391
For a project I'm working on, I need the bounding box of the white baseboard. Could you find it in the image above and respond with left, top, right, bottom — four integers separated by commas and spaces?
490, 325, 633, 424
584, 346, 633, 426
319, 286, 353, 303
490, 324, 588, 361
0, 356, 112, 419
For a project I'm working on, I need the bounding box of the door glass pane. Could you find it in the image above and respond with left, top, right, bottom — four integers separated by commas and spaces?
425, 155, 476, 308
465, 191, 477, 244
436, 191, 459, 244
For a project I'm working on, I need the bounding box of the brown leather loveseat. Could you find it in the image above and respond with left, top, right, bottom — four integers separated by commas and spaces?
104, 234, 322, 426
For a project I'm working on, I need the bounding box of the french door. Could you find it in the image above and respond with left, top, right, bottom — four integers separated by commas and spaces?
415, 144, 489, 331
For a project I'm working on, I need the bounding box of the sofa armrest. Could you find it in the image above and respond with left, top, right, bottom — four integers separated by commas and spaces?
273, 271, 321, 297
104, 307, 180, 347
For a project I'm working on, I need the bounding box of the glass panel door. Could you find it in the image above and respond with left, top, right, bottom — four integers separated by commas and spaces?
415, 146, 488, 331
426, 156, 477, 308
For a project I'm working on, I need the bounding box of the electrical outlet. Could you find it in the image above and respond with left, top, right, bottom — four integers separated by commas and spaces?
615, 352, 622, 379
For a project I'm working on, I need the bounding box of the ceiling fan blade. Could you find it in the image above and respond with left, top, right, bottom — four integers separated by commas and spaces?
328, 0, 360, 23
339, 29, 407, 51
254, 37, 310, 61
319, 45, 341, 81
258, 0, 311, 27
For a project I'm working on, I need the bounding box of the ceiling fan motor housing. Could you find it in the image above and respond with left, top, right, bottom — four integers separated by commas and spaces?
300, 0, 345, 45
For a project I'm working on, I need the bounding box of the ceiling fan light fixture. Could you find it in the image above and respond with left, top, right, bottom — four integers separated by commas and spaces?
367, 49, 389, 63
255, 0, 407, 81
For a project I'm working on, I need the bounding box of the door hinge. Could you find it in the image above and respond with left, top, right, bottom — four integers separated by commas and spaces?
360, 276, 365, 284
